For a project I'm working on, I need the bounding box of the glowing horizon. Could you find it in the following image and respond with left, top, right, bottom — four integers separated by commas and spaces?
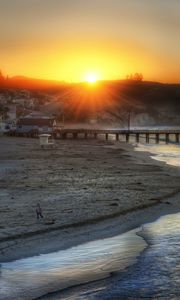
0, 0, 180, 84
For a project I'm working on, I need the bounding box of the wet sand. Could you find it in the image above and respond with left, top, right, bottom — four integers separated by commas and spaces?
0, 136, 180, 264
0, 228, 147, 300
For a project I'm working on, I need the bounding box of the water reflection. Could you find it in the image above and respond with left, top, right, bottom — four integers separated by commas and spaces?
71, 213, 180, 300
0, 229, 146, 300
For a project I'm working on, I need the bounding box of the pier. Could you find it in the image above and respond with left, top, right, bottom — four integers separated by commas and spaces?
8, 128, 180, 144
53, 128, 180, 144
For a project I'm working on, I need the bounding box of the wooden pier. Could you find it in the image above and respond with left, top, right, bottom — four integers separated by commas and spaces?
53, 128, 180, 144
8, 128, 180, 144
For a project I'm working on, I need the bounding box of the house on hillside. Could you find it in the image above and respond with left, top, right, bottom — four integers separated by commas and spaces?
7, 105, 17, 121
16, 116, 57, 134
13, 97, 37, 109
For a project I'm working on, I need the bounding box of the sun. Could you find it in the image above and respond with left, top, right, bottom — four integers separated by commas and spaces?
85, 73, 98, 84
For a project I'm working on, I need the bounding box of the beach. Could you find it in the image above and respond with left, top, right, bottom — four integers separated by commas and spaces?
0, 136, 180, 299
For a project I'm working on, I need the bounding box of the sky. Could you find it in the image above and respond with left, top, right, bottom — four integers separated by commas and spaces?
0, 0, 180, 83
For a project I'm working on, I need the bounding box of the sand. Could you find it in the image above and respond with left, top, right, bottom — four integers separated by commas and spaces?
0, 136, 180, 263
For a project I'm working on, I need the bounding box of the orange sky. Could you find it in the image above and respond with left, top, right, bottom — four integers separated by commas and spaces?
0, 0, 180, 83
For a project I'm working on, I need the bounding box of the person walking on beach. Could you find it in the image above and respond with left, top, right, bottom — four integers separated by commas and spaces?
36, 203, 43, 220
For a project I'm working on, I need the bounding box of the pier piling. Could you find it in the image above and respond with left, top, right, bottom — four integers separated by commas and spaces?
126, 133, 129, 142
175, 133, 179, 143
62, 133, 67, 139
155, 133, 160, 144
146, 133, 150, 143
165, 133, 169, 144
136, 133, 140, 143
73, 133, 77, 139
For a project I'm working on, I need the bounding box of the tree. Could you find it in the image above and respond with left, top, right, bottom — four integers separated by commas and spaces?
0, 70, 5, 81
126, 73, 143, 81
0, 106, 9, 119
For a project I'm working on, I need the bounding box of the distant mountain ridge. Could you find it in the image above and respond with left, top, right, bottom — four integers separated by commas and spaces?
0, 75, 66, 89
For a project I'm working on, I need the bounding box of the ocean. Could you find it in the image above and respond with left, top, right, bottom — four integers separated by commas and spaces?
60, 212, 180, 300
135, 143, 180, 167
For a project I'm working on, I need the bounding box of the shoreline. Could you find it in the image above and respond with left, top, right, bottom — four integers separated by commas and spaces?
36, 197, 180, 300
35, 197, 180, 300
48, 209, 180, 300
1, 189, 180, 264
0, 137, 180, 264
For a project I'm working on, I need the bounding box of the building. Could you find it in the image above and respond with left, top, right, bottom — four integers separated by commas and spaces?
16, 116, 57, 134
0, 94, 8, 105
7, 105, 17, 121
13, 97, 37, 109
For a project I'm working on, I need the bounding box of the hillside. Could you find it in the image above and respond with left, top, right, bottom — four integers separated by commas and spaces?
0, 77, 180, 126
59, 80, 180, 126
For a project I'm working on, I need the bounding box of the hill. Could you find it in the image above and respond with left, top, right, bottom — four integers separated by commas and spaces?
0, 75, 67, 89
0, 76, 180, 126
59, 80, 180, 126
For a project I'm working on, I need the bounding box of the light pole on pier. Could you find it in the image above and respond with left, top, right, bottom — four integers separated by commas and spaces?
128, 110, 131, 131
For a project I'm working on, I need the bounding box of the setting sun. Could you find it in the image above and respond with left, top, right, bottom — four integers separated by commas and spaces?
85, 74, 98, 84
